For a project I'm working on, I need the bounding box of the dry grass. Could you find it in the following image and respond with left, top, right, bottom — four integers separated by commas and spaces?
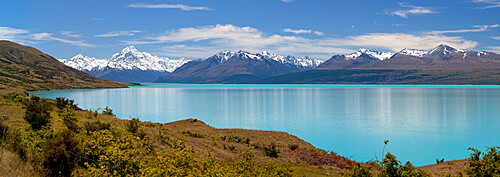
419, 159, 468, 177
0, 149, 36, 177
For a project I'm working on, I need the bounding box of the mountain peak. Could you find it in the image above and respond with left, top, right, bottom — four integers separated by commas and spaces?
121, 46, 139, 54
399, 48, 428, 57
346, 49, 394, 60
429, 44, 464, 55
73, 54, 85, 59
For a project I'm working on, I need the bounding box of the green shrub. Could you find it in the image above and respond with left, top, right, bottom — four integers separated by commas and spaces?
466, 147, 500, 177
22, 95, 53, 130
341, 164, 374, 177
101, 106, 115, 117
59, 105, 79, 132
84, 120, 111, 134
55, 97, 80, 110
0, 92, 25, 105
182, 131, 204, 138
377, 153, 429, 177
126, 117, 141, 134
289, 144, 299, 151
263, 143, 279, 158
86, 108, 99, 119
43, 130, 79, 176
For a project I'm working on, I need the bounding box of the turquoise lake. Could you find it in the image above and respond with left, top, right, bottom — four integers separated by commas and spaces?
31, 84, 500, 166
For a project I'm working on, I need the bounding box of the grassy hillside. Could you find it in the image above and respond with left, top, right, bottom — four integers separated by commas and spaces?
250, 69, 500, 85
0, 40, 132, 94
0, 93, 487, 176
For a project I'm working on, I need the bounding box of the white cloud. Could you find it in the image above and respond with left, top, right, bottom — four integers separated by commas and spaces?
314, 31, 324, 36
128, 3, 212, 11
60, 31, 81, 38
32, 33, 95, 47
95, 30, 142, 37
126, 24, 479, 59
389, 2, 436, 18
486, 46, 500, 54
427, 24, 499, 34
473, 0, 500, 8
321, 33, 477, 51
0, 26, 29, 42
492, 36, 500, 40
282, 0, 293, 2
129, 24, 305, 48
283, 28, 312, 34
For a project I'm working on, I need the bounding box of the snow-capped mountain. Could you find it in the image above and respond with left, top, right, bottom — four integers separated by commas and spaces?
211, 50, 322, 68
156, 50, 323, 83
318, 44, 500, 70
345, 49, 394, 60
398, 49, 428, 57
59, 54, 108, 71
59, 46, 190, 83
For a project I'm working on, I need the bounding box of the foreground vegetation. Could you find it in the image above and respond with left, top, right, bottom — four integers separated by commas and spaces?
1, 92, 499, 176
0, 92, 356, 176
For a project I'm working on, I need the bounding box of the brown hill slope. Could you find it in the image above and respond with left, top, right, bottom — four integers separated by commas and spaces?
0, 40, 131, 93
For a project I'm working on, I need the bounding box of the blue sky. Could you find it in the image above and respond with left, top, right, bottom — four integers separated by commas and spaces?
0, 0, 499, 60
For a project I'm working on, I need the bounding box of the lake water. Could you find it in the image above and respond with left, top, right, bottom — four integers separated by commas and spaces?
31, 84, 500, 166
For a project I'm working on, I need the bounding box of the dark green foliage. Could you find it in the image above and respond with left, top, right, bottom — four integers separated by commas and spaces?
342, 153, 430, 177
182, 131, 204, 138
126, 117, 140, 134
85, 108, 98, 119
101, 106, 115, 117
84, 120, 111, 134
22, 95, 53, 130
0, 119, 8, 145
263, 143, 279, 158
43, 130, 79, 177
59, 105, 79, 132
341, 164, 374, 177
289, 144, 299, 151
377, 153, 429, 177
55, 97, 80, 110
220, 135, 250, 144
1, 92, 26, 105
466, 147, 500, 177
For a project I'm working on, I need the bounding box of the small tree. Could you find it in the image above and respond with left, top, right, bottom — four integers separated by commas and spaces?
55, 97, 79, 110
263, 143, 279, 158
466, 147, 500, 177
341, 164, 374, 177
43, 130, 79, 176
59, 105, 79, 132
22, 96, 53, 130
126, 117, 141, 134
102, 106, 115, 117
378, 153, 429, 177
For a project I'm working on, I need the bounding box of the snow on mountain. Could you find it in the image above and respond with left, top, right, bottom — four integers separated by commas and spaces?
59, 54, 107, 71
212, 50, 323, 68
345, 49, 394, 60
61, 46, 190, 73
428, 44, 464, 55
399, 49, 429, 57
107, 46, 189, 72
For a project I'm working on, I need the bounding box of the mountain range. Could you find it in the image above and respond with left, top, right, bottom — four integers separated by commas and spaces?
318, 44, 500, 70
59, 44, 500, 84
155, 50, 323, 83
59, 46, 190, 83
253, 45, 500, 84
